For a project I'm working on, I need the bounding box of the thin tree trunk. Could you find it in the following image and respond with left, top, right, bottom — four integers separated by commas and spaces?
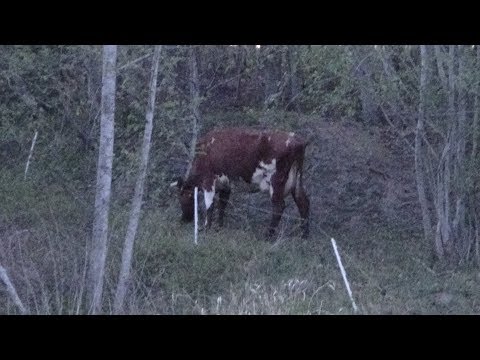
472, 46, 480, 264
235, 45, 244, 103
113, 46, 162, 314
434, 45, 448, 88
254, 45, 262, 105
442, 130, 452, 256
377, 46, 410, 128
24, 130, 38, 180
442, 45, 456, 258
435, 153, 446, 258
454, 45, 467, 257
185, 46, 201, 178
353, 45, 377, 125
416, 45, 434, 251
87, 45, 117, 315
0, 264, 27, 314
472, 45, 480, 162
263, 46, 281, 109
287, 45, 300, 112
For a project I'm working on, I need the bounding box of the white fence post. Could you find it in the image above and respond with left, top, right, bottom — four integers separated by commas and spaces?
194, 187, 198, 245
331, 238, 358, 313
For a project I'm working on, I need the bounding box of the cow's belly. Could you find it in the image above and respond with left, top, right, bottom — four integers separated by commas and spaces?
213, 158, 298, 198
251, 159, 276, 194
250, 159, 298, 197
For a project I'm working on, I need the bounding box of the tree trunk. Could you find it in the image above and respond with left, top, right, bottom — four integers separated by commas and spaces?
416, 45, 434, 253
443, 45, 456, 258
87, 45, 117, 314
353, 45, 377, 125
287, 45, 300, 111
254, 45, 262, 105
432, 45, 474, 262
472, 46, 480, 264
185, 46, 201, 178
472, 45, 480, 163
0, 264, 27, 314
434, 45, 448, 88
235, 45, 245, 103
263, 46, 281, 109
113, 45, 162, 314
453, 45, 467, 258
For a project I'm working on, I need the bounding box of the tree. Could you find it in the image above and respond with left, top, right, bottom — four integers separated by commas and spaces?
287, 45, 301, 111
415, 45, 479, 263
113, 45, 162, 313
263, 45, 282, 109
415, 45, 434, 253
87, 45, 117, 314
0, 264, 27, 314
350, 45, 378, 124
185, 46, 201, 178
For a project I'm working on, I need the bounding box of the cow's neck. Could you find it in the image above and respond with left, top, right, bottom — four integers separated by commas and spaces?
184, 161, 203, 188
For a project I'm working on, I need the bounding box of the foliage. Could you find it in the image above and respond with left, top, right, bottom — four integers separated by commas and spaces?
2, 45, 480, 314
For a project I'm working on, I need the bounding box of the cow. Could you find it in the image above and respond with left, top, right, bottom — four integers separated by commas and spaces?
171, 127, 310, 239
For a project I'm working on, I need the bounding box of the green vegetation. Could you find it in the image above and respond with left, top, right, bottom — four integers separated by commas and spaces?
2, 168, 479, 314
1, 45, 479, 314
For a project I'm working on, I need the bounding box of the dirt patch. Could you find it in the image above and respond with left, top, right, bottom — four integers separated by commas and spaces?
299, 118, 420, 235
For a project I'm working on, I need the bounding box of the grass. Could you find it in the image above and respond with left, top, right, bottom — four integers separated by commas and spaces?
1, 170, 480, 315
1, 110, 480, 314
104, 205, 480, 315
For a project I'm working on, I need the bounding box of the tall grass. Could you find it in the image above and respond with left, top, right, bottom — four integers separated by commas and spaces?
2, 153, 480, 314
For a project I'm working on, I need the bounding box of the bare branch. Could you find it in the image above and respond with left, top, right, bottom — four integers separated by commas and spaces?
117, 51, 154, 72
24, 130, 38, 180
113, 45, 162, 314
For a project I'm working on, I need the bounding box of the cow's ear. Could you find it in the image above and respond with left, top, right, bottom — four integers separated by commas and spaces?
170, 176, 183, 189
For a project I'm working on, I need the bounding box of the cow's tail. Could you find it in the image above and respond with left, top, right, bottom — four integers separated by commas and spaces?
293, 143, 307, 197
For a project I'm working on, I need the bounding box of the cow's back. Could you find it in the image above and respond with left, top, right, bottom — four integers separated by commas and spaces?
195, 128, 267, 180
193, 127, 307, 181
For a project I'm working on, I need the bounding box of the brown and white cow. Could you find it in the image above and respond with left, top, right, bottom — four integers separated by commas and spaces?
171, 127, 310, 239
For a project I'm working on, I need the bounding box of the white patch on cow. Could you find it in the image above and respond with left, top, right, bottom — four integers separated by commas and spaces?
217, 174, 229, 185
268, 136, 271, 141
204, 185, 215, 211
215, 174, 230, 191
209, 137, 215, 145
295, 172, 302, 194
251, 159, 277, 192
269, 184, 274, 198
286, 132, 295, 147
284, 163, 298, 196
169, 181, 178, 188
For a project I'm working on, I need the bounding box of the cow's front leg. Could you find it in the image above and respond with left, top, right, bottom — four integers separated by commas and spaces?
266, 174, 286, 240
203, 179, 216, 230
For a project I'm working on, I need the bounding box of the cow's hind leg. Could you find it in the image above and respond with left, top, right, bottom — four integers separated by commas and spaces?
291, 180, 310, 239
267, 197, 286, 240
266, 173, 286, 241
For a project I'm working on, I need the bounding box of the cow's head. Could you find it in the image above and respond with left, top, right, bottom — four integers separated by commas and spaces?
170, 176, 194, 222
